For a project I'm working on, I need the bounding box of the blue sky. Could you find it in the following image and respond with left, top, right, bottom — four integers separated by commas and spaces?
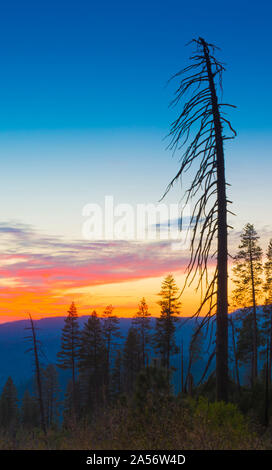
0, 0, 272, 320
0, 0, 271, 131
0, 0, 271, 231
0, 0, 271, 232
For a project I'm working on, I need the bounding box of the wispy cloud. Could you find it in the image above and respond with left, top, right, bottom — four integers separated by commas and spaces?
2, 220, 269, 320
0, 221, 190, 318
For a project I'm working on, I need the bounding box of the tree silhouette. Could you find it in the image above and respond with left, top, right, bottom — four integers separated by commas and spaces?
102, 305, 122, 400
154, 274, 181, 381
163, 37, 236, 401
232, 223, 263, 381
132, 298, 152, 368
79, 310, 106, 410
57, 302, 81, 416
123, 327, 141, 394
0, 377, 19, 430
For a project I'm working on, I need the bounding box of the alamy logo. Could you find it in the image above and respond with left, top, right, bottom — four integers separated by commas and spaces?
82, 196, 191, 250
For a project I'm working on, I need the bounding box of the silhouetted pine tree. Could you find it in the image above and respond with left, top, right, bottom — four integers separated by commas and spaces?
78, 311, 106, 411
163, 38, 236, 401
123, 327, 141, 394
153, 275, 181, 381
57, 302, 81, 415
102, 305, 122, 400
132, 298, 152, 368
232, 224, 263, 381
0, 377, 19, 431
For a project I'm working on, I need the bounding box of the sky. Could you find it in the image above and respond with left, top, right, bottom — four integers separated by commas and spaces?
0, 0, 271, 322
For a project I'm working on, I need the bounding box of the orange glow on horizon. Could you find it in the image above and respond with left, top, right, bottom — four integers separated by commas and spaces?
0, 268, 236, 324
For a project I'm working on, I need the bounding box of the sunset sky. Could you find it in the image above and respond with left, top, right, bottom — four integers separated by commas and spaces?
0, 0, 272, 322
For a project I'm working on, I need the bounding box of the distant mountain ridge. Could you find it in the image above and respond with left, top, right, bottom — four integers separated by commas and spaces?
0, 307, 267, 394
0, 315, 200, 391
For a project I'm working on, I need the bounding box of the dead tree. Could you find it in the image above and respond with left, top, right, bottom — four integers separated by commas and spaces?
163, 37, 236, 401
25, 314, 47, 434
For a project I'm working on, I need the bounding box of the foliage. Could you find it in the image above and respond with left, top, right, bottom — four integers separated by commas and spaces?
232, 224, 263, 382
123, 327, 141, 394
57, 302, 81, 371
0, 377, 19, 430
78, 311, 106, 410
132, 298, 152, 367
232, 224, 263, 308
0, 395, 269, 450
153, 275, 181, 374
21, 390, 40, 429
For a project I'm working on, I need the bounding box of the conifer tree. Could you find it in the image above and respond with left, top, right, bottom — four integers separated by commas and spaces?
0, 377, 19, 430
132, 298, 152, 368
79, 311, 106, 410
102, 305, 121, 400
57, 302, 81, 414
232, 224, 263, 381
123, 327, 141, 394
153, 275, 181, 381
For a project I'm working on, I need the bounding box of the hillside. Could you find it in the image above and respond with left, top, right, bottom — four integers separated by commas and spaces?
0, 315, 205, 392
0, 308, 266, 393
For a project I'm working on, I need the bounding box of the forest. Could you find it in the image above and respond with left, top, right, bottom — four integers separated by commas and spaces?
0, 221, 272, 450
0, 35, 271, 451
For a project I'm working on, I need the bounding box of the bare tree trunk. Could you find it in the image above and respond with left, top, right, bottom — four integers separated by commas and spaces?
165, 38, 235, 403
201, 38, 228, 402
28, 314, 47, 434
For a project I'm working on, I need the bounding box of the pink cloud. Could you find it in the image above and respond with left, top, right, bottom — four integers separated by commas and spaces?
0, 223, 191, 293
